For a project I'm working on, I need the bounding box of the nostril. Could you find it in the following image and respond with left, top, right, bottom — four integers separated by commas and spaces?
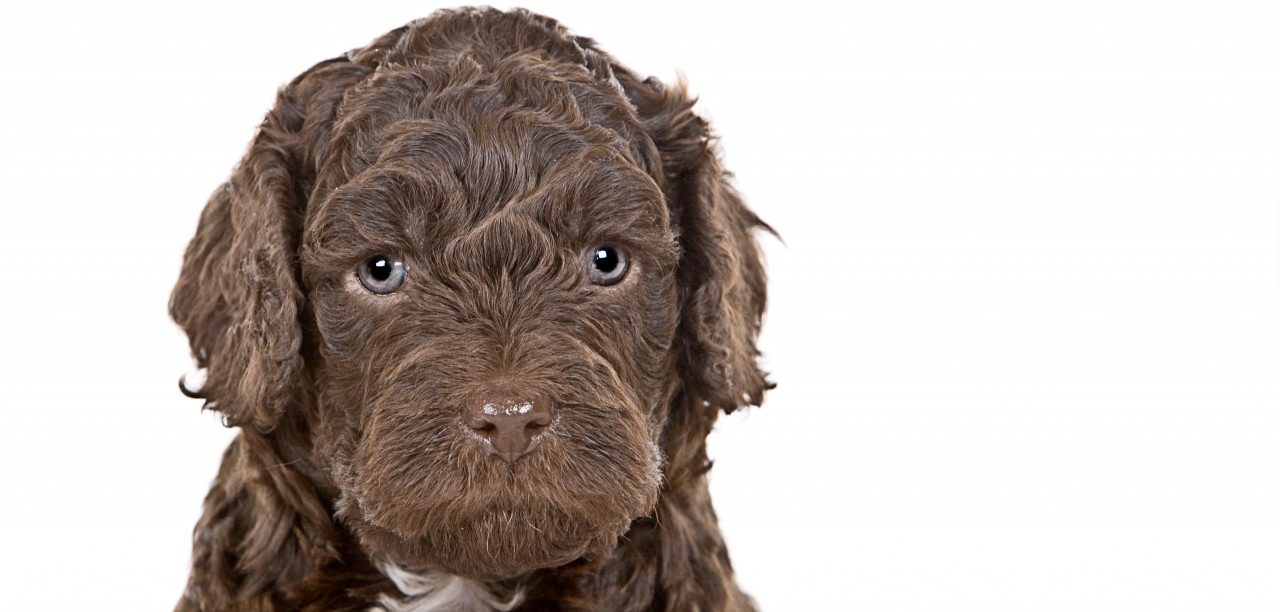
464, 414, 496, 434
464, 391, 555, 462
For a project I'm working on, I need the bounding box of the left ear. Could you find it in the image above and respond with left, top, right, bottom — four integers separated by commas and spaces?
618, 73, 773, 413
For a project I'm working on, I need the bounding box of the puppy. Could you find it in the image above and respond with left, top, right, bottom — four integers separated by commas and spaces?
171, 7, 771, 610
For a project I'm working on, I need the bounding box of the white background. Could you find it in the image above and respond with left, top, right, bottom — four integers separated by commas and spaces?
2, 1, 1279, 609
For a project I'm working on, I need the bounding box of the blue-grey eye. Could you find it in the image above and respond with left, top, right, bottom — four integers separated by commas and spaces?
357, 255, 407, 294
586, 245, 628, 285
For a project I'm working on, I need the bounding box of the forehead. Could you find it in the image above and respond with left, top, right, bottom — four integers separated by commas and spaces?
303, 58, 668, 261
318, 51, 657, 192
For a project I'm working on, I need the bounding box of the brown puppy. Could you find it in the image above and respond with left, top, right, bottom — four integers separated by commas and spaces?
170, 7, 771, 610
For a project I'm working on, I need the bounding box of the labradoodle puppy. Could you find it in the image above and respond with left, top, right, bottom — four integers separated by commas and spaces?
170, 7, 772, 610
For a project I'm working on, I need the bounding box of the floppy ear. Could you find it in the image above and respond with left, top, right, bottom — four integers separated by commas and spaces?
170, 58, 365, 432
620, 74, 772, 413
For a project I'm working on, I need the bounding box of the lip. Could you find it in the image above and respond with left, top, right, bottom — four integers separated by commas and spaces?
348, 501, 606, 580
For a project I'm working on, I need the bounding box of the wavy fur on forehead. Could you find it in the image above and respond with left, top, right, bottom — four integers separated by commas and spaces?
171, 6, 771, 611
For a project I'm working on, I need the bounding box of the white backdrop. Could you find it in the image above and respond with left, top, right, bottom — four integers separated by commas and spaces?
2, 1, 1280, 609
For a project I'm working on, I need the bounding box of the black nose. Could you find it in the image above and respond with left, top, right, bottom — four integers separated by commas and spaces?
464, 392, 553, 463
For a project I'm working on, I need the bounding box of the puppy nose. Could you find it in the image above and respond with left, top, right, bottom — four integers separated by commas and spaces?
464, 393, 553, 463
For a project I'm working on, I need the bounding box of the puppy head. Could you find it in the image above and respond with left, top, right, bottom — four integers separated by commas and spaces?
170, 8, 768, 579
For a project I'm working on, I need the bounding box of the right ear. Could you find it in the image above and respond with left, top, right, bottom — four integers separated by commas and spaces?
169, 58, 367, 432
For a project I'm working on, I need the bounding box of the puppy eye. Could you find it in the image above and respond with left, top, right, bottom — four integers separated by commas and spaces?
357, 255, 407, 294
586, 245, 629, 286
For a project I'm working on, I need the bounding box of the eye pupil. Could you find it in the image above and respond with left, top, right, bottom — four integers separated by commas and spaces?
593, 248, 618, 272
369, 257, 391, 281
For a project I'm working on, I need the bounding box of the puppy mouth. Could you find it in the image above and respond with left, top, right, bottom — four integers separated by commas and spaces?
340, 434, 664, 579
348, 487, 649, 579
370, 523, 599, 578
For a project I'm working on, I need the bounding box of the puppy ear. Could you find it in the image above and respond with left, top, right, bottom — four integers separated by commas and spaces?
170, 58, 364, 432
621, 75, 773, 413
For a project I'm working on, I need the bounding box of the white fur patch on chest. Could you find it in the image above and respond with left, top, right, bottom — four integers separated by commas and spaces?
374, 563, 524, 612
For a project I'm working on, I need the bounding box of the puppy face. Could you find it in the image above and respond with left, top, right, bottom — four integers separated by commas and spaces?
171, 7, 770, 584
300, 78, 679, 576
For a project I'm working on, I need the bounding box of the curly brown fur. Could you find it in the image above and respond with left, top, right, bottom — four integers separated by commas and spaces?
171, 7, 771, 611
